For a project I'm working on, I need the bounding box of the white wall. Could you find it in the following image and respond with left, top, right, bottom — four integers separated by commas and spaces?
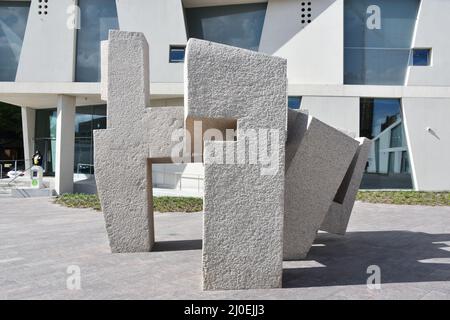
300, 96, 359, 135
116, 0, 187, 84
16, 0, 77, 82
259, 0, 343, 85
407, 0, 450, 86
403, 98, 450, 191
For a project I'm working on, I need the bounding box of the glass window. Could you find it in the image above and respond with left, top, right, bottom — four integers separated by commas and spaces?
34, 105, 106, 176
344, 0, 420, 85
288, 96, 302, 110
34, 109, 57, 176
185, 3, 267, 51
390, 123, 404, 148
359, 98, 412, 189
0, 102, 23, 167
412, 48, 431, 66
0, 2, 30, 81
169, 46, 185, 63
74, 105, 106, 174
75, 0, 119, 82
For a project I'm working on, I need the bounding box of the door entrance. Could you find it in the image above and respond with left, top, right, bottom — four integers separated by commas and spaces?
34, 138, 56, 176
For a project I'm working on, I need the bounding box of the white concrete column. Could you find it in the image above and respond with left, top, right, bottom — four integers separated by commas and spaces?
21, 107, 36, 170
55, 95, 76, 194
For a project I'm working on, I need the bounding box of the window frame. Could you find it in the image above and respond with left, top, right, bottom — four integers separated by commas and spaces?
410, 48, 432, 66
288, 96, 302, 110
169, 45, 186, 63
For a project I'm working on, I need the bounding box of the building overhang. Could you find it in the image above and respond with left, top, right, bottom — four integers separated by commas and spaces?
182, 0, 267, 8
0, 82, 185, 108
2, 81, 450, 109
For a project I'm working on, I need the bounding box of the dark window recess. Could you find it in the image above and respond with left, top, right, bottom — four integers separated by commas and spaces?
169, 46, 186, 63
288, 96, 302, 110
412, 48, 431, 66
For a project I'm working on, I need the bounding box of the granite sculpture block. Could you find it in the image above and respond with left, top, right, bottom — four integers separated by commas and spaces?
321, 138, 372, 235
94, 30, 184, 253
283, 109, 359, 260
94, 31, 373, 291
185, 39, 287, 290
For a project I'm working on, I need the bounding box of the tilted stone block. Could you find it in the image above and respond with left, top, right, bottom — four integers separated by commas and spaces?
94, 30, 184, 253
321, 138, 372, 235
284, 110, 359, 260
185, 38, 287, 290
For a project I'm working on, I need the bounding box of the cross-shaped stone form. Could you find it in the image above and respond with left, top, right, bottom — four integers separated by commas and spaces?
94, 31, 184, 253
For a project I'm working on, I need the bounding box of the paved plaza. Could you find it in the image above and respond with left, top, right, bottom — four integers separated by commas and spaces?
0, 197, 449, 299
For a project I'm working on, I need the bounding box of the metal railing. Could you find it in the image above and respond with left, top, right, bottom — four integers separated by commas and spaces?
0, 159, 30, 186
77, 163, 95, 175
0, 160, 26, 176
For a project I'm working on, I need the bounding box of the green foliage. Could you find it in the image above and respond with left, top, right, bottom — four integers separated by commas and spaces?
357, 191, 450, 206
153, 196, 203, 213
55, 193, 102, 211
55, 192, 450, 212
55, 194, 203, 213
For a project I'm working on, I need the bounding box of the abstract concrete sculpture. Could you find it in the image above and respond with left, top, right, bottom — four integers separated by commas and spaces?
95, 30, 372, 291
283, 110, 359, 260
94, 31, 184, 253
321, 138, 372, 235
185, 39, 287, 290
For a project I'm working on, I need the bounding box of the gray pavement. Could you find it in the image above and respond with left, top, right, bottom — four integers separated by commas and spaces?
0, 197, 449, 299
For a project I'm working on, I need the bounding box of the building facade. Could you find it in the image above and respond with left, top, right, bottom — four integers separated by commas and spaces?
0, 0, 449, 193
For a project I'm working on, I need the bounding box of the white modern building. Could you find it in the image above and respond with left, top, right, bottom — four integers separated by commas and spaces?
0, 0, 449, 193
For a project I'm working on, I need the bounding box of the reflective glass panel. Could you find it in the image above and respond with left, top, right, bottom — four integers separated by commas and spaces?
74, 105, 106, 174
344, 0, 420, 85
169, 46, 186, 63
34, 109, 57, 175
185, 3, 267, 51
412, 48, 430, 66
0, 2, 30, 81
75, 0, 119, 82
288, 96, 302, 110
360, 98, 413, 189
34, 105, 106, 176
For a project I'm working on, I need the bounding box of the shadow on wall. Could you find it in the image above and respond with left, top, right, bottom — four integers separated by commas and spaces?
260, 0, 336, 55
283, 231, 450, 288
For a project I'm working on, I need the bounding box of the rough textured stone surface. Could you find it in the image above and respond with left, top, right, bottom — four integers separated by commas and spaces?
185, 38, 287, 290
94, 31, 184, 253
284, 110, 359, 260
321, 138, 372, 235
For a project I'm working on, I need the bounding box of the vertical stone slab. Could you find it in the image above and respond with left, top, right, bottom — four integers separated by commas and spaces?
185, 39, 287, 290
284, 110, 359, 260
94, 31, 184, 253
321, 138, 372, 235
